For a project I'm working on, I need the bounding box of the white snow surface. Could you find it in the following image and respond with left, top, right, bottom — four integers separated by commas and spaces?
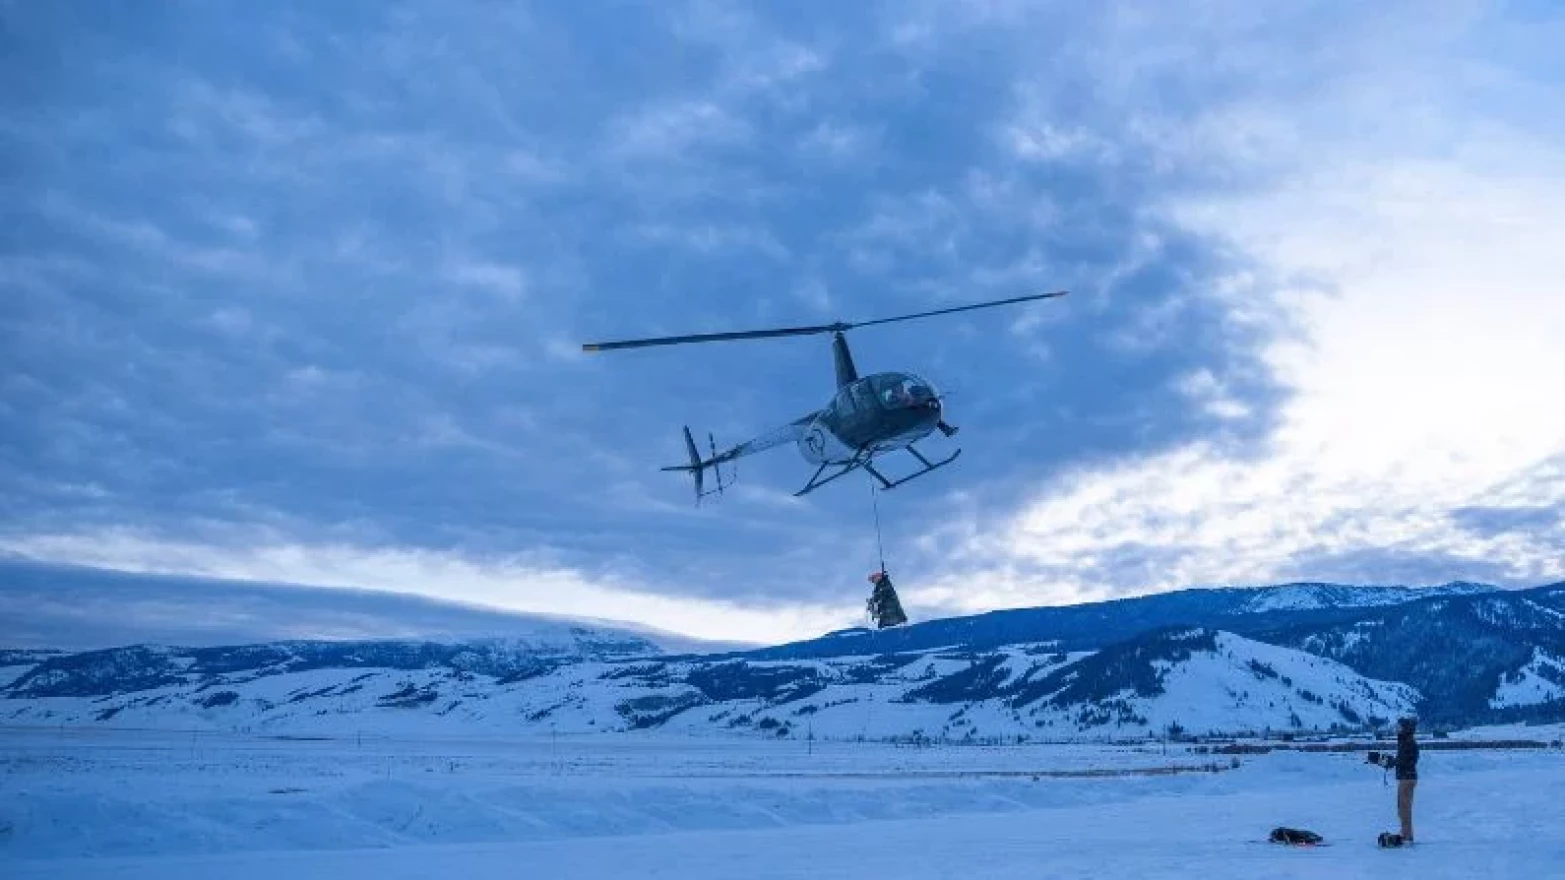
2, 726, 1562, 879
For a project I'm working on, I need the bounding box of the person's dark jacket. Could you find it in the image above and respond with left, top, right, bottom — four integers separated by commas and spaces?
1394, 730, 1419, 781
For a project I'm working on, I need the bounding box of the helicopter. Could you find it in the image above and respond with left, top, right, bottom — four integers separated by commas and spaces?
581, 290, 1067, 500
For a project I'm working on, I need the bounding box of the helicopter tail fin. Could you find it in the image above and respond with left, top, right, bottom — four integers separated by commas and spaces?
661, 426, 727, 504
682, 425, 705, 500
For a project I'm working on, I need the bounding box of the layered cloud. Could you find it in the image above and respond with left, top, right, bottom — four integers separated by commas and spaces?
3, 1, 1560, 643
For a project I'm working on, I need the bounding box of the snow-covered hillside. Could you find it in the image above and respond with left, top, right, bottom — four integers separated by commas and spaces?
1269, 583, 1565, 721
5, 565, 1559, 736
0, 628, 1418, 740
1490, 649, 1565, 709
1015, 631, 1417, 736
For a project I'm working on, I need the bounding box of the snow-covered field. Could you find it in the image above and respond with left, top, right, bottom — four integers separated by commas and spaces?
2, 725, 1562, 878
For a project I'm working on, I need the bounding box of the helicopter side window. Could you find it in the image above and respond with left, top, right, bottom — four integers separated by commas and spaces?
850, 382, 877, 414
874, 376, 922, 409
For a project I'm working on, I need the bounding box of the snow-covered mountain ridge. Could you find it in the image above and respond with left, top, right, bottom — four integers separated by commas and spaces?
4, 571, 1561, 736
745, 580, 1504, 661
1223, 581, 1492, 613
1262, 583, 1565, 722
0, 627, 1417, 740
3, 635, 664, 701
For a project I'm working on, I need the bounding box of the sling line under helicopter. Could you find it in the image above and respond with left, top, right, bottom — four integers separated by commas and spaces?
864, 478, 909, 629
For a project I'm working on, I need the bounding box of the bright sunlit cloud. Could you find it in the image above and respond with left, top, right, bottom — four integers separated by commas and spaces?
0, 530, 847, 646
913, 3, 1565, 612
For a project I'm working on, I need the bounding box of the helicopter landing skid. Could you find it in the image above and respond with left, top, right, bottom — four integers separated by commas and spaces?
863, 444, 962, 491
794, 457, 867, 497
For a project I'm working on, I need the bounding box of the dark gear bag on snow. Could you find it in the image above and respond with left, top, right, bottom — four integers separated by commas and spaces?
1378, 832, 1406, 848
1270, 827, 1323, 846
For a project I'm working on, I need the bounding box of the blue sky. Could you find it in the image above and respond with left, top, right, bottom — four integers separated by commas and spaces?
3, 1, 1562, 644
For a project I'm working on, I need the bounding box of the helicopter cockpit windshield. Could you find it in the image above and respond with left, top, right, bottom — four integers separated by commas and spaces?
872, 373, 936, 410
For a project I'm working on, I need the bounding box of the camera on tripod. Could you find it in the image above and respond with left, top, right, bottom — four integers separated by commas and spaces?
1365, 750, 1391, 768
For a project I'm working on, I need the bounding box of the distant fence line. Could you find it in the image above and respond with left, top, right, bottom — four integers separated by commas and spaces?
1197, 739, 1558, 754
1, 723, 1559, 752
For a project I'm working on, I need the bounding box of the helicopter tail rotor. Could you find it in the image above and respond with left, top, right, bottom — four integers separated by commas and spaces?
661, 426, 730, 504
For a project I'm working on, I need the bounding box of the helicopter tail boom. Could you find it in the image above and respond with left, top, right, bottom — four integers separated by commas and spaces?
661, 415, 817, 504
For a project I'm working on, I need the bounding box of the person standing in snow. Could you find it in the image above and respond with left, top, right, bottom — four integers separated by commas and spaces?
1393, 716, 1420, 843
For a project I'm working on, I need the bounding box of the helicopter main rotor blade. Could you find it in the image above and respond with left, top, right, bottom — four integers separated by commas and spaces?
843, 290, 1068, 332
580, 290, 1066, 352
582, 323, 847, 352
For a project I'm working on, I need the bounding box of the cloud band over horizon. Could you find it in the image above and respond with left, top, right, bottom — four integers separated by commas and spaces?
3, 1, 1561, 643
